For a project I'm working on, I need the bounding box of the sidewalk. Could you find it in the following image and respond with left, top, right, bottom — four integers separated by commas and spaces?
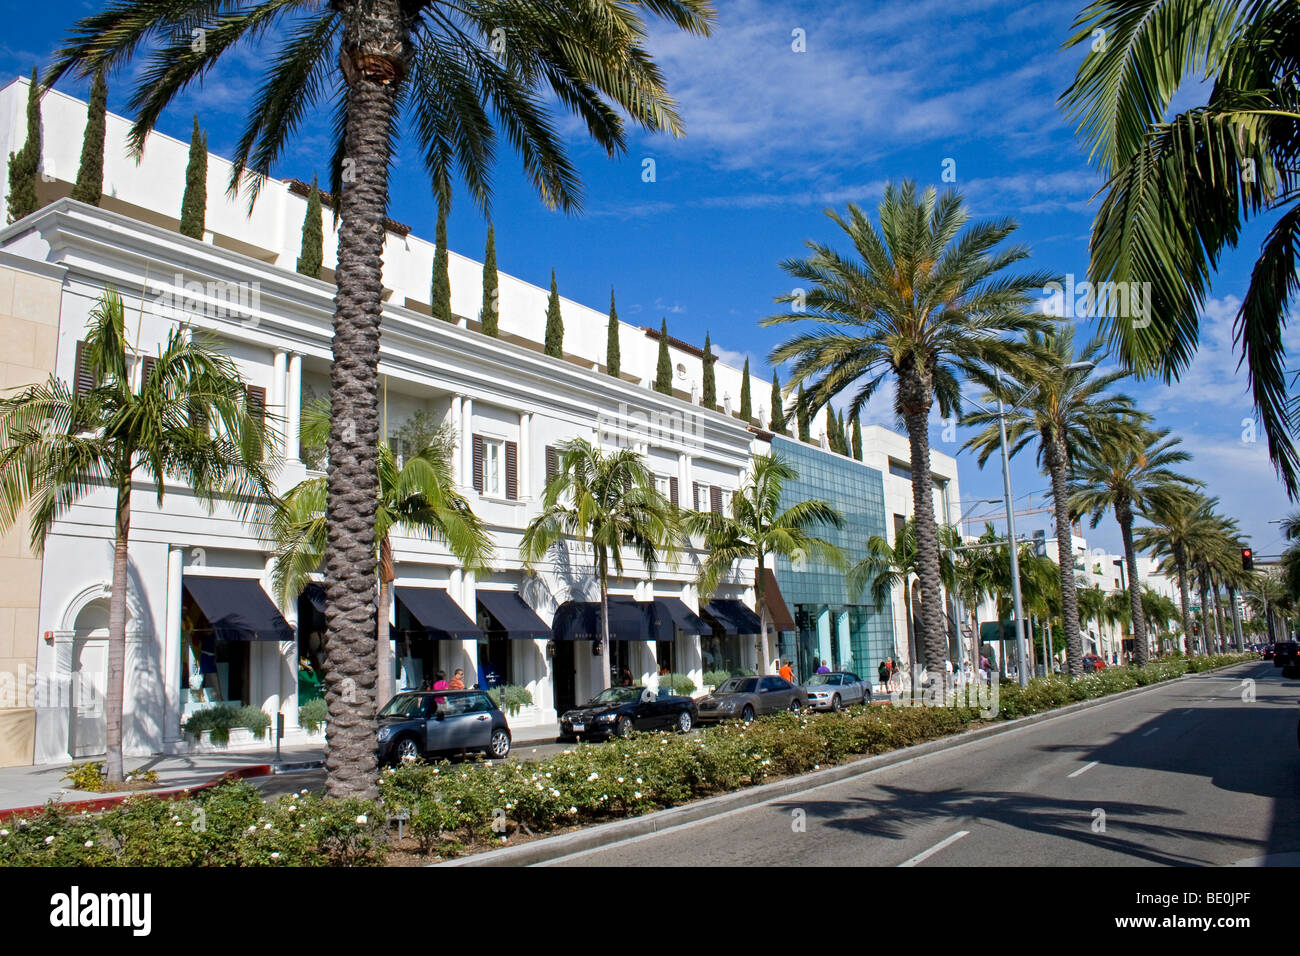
0, 722, 561, 813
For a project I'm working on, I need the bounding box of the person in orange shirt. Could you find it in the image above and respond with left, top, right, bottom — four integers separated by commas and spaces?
779, 660, 795, 683
448, 668, 466, 690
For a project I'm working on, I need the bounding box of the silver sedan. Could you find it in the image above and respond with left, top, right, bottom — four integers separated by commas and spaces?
804, 671, 871, 711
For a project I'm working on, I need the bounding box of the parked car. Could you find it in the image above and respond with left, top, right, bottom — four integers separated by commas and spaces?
376, 690, 512, 764
697, 674, 806, 723
558, 685, 698, 741
804, 671, 871, 711
1263, 643, 1277, 660
1274, 641, 1300, 668
1082, 653, 1107, 672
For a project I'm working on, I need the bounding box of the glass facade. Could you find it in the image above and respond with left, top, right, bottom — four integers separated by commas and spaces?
770, 436, 896, 682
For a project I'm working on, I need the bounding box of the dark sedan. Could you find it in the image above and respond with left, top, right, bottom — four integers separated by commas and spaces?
558, 686, 697, 740
697, 674, 806, 723
376, 690, 512, 764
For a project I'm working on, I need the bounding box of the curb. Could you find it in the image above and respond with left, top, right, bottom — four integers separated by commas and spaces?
438, 661, 1258, 867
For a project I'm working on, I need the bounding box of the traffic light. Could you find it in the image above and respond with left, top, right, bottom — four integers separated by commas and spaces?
1242, 547, 1254, 570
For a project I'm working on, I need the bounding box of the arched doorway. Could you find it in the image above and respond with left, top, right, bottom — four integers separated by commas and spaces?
69, 598, 110, 758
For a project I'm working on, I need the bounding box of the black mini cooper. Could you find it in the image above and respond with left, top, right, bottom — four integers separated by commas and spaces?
376, 690, 512, 764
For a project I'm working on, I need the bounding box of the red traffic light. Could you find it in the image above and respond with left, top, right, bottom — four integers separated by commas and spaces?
1241, 548, 1254, 570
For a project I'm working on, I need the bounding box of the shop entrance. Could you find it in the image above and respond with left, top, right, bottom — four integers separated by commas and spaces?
553, 640, 577, 712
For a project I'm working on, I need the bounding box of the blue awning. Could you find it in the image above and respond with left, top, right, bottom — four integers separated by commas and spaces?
477, 590, 552, 640
303, 583, 326, 614
702, 599, 763, 635
551, 597, 651, 642
183, 577, 293, 642
395, 586, 483, 641
652, 597, 708, 637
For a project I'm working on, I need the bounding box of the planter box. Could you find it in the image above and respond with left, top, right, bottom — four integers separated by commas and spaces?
185, 727, 270, 752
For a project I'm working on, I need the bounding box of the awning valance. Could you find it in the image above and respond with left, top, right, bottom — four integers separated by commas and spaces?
653, 597, 708, 637
183, 577, 293, 642
551, 596, 707, 642
395, 586, 483, 641
477, 590, 551, 640
702, 599, 763, 635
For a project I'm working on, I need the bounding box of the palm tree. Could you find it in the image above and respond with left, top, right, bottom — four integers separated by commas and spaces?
686, 453, 843, 675
961, 327, 1137, 675
0, 290, 274, 782
270, 401, 492, 710
521, 438, 680, 691
850, 518, 961, 690
1070, 426, 1199, 665
47, 0, 715, 799
1136, 493, 1224, 655
764, 182, 1054, 679
1077, 581, 1108, 655
1060, 1, 1300, 494
953, 534, 1001, 667
1140, 586, 1178, 651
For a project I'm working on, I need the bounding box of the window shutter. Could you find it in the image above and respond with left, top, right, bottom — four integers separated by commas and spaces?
505, 441, 518, 500
245, 385, 267, 423
669, 476, 679, 507
693, 482, 702, 511
710, 485, 722, 514
545, 445, 558, 485
472, 434, 485, 493
139, 355, 157, 391
74, 340, 94, 396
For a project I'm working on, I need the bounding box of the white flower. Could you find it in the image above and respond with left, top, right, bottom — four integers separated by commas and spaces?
635, 778, 642, 784
270, 852, 280, 859
634, 791, 642, 799
248, 826, 258, 833
587, 772, 599, 782
617, 777, 624, 783
44, 836, 54, 845
569, 806, 578, 814
0, 829, 7, 837
356, 815, 368, 824
288, 806, 296, 812
264, 823, 273, 830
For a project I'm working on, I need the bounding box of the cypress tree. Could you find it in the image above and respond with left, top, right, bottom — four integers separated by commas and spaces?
797, 386, 811, 443
701, 332, 716, 409
851, 410, 863, 461
296, 176, 324, 278
431, 201, 452, 322
837, 411, 848, 454
71, 70, 107, 206
769, 371, 787, 434
827, 409, 840, 453
179, 116, 207, 239
544, 270, 564, 357
6, 69, 42, 224
480, 223, 499, 336
739, 359, 752, 421
605, 288, 620, 377
654, 319, 673, 395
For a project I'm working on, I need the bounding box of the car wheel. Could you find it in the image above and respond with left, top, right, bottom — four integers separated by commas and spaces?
677, 710, 693, 733
488, 728, 511, 759
741, 705, 755, 723
393, 735, 420, 764
789, 698, 801, 713
617, 716, 635, 738
830, 694, 841, 713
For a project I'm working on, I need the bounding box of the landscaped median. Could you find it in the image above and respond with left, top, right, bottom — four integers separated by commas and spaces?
0, 654, 1256, 866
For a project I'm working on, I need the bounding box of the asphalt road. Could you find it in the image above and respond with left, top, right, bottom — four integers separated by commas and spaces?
544, 661, 1300, 867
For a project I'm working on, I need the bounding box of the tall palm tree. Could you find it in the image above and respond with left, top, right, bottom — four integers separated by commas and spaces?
686, 453, 843, 675
764, 181, 1054, 678
521, 438, 680, 691
1060, 1, 1300, 495
953, 533, 1001, 667
269, 401, 492, 710
1077, 580, 1108, 655
0, 290, 274, 782
1070, 426, 1199, 665
961, 327, 1137, 675
46, 0, 714, 799
850, 517, 961, 690
1136, 493, 1224, 655
1140, 586, 1178, 651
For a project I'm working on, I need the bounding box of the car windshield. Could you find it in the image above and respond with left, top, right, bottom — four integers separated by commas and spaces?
590, 687, 641, 705
716, 678, 758, 694
379, 695, 428, 717
806, 674, 839, 686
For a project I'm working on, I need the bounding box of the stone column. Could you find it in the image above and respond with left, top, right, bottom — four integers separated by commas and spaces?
446, 395, 463, 484
271, 349, 287, 451
163, 547, 185, 742
286, 352, 302, 463
519, 411, 532, 498
461, 397, 474, 490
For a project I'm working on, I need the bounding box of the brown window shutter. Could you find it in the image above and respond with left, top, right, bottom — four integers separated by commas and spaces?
140, 355, 157, 391
74, 340, 94, 396
505, 441, 518, 500
545, 446, 558, 485
710, 486, 722, 514
669, 476, 679, 507
693, 482, 702, 511
246, 385, 267, 423
472, 434, 485, 493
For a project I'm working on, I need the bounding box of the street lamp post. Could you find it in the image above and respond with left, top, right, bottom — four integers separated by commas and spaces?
995, 368, 1032, 688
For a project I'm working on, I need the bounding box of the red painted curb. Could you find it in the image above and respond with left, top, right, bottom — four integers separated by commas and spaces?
0, 764, 272, 823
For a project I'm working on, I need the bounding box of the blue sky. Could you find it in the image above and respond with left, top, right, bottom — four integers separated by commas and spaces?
3, 0, 1296, 558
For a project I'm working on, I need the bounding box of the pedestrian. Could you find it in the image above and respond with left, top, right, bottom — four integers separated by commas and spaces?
816, 659, 831, 674
779, 659, 795, 683
878, 659, 889, 692
448, 668, 465, 690
432, 670, 448, 691
619, 666, 633, 686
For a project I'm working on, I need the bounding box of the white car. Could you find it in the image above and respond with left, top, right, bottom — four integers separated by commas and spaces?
804, 671, 872, 711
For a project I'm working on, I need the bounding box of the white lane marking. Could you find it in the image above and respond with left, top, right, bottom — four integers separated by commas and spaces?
898, 830, 969, 867
1142, 727, 1159, 737
1068, 760, 1099, 778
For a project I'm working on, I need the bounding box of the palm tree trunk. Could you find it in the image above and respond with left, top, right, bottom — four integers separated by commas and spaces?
1229, 586, 1244, 651
1046, 438, 1082, 675
904, 582, 918, 694
1174, 549, 1194, 655
899, 368, 947, 688
598, 567, 612, 692
321, 15, 409, 800
104, 479, 131, 783
1116, 500, 1147, 666
376, 535, 395, 707
1197, 574, 1211, 657
756, 559, 771, 676
1212, 581, 1226, 654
